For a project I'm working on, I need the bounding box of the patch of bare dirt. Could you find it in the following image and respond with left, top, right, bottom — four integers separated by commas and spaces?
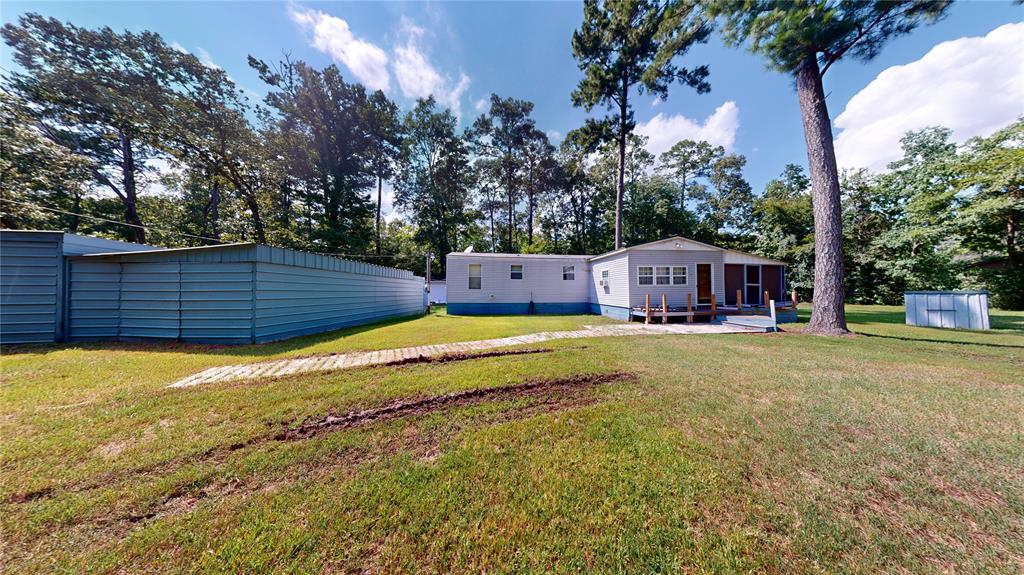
6, 485, 53, 503
279, 372, 636, 440
93, 440, 128, 460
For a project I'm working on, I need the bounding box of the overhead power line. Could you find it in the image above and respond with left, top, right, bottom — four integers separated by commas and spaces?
0, 197, 405, 259
2, 197, 224, 243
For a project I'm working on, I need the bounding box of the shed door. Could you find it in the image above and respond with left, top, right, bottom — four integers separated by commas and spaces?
696, 264, 712, 305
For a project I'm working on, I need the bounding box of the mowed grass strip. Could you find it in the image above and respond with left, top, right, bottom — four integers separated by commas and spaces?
1, 305, 1022, 573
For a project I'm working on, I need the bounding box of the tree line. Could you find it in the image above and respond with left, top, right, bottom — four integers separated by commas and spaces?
2, 2, 1021, 316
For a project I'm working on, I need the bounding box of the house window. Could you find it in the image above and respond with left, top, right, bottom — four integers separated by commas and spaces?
468, 264, 481, 289
510, 264, 523, 280
656, 266, 671, 285
562, 265, 575, 280
672, 266, 687, 285
638, 266, 653, 285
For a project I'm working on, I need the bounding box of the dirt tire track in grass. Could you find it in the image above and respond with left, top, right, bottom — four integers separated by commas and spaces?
3, 348, 572, 505
5, 370, 637, 551
279, 371, 637, 440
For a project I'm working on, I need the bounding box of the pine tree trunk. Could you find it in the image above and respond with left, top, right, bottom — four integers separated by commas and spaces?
527, 189, 534, 246
615, 100, 627, 250
489, 205, 496, 252
118, 130, 145, 244
375, 175, 383, 256
795, 55, 849, 335
209, 178, 221, 241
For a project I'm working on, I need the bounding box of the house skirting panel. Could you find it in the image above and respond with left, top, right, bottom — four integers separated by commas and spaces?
589, 304, 631, 321
447, 302, 591, 315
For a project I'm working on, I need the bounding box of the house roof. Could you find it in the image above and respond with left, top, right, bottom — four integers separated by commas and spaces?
446, 252, 588, 260
447, 236, 787, 266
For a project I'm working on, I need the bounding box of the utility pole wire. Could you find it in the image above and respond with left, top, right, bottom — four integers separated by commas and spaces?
0, 196, 407, 259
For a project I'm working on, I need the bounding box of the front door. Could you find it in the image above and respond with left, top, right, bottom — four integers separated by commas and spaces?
697, 264, 712, 305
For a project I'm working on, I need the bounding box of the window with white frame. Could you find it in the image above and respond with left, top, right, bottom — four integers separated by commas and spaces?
655, 266, 671, 285
510, 264, 523, 280
638, 266, 654, 285
562, 265, 575, 280
601, 269, 609, 283
672, 266, 687, 285
468, 264, 481, 289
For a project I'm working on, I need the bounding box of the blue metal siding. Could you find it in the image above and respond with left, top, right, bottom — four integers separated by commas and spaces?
68, 259, 254, 343
67, 260, 121, 340
179, 263, 254, 344
119, 262, 180, 339
0, 232, 62, 343
64, 243, 423, 344
253, 262, 424, 343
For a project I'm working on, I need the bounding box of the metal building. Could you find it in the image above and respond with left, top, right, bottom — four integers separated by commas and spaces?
1, 231, 153, 344
904, 291, 990, 330
1, 231, 425, 345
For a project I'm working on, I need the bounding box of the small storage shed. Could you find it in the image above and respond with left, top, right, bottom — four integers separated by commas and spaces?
67, 243, 425, 344
428, 280, 447, 304
905, 291, 990, 330
1, 230, 153, 344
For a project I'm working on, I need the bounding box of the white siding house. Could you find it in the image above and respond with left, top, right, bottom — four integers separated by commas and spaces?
447, 237, 788, 321
446, 253, 591, 314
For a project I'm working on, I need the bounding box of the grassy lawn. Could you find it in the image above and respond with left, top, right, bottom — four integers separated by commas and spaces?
2, 305, 1022, 573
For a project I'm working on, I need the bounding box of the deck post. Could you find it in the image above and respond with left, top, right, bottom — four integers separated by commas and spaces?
769, 299, 777, 324
686, 293, 693, 323
661, 294, 667, 324
764, 290, 770, 309
645, 294, 651, 324
791, 289, 798, 309
737, 289, 743, 311
711, 294, 717, 321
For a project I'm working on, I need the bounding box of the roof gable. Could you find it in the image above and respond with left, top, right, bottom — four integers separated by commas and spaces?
588, 236, 786, 266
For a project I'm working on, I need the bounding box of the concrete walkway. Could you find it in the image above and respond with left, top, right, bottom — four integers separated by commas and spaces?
168, 323, 763, 388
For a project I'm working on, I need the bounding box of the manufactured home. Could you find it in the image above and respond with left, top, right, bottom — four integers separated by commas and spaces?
447, 237, 791, 322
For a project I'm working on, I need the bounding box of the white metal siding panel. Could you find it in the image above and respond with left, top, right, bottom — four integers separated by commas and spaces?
61, 233, 154, 255
0, 232, 62, 343
588, 253, 630, 308
626, 251, 725, 308
428, 281, 447, 303
254, 262, 423, 342
904, 291, 990, 330
447, 255, 590, 304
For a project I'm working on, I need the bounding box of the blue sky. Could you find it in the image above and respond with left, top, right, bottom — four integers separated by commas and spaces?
4, 1, 1022, 215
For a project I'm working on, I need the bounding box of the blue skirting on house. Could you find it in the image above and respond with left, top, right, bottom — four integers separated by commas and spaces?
589, 303, 631, 321
448, 302, 591, 315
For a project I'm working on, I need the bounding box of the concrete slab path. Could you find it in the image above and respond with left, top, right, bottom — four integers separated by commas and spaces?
169, 322, 763, 388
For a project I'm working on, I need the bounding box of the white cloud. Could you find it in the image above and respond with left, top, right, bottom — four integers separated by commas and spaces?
834, 22, 1024, 172
195, 47, 222, 71
392, 16, 470, 118
546, 130, 563, 143
634, 101, 740, 157
474, 97, 489, 113
377, 181, 401, 223
288, 4, 391, 92
170, 41, 188, 54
